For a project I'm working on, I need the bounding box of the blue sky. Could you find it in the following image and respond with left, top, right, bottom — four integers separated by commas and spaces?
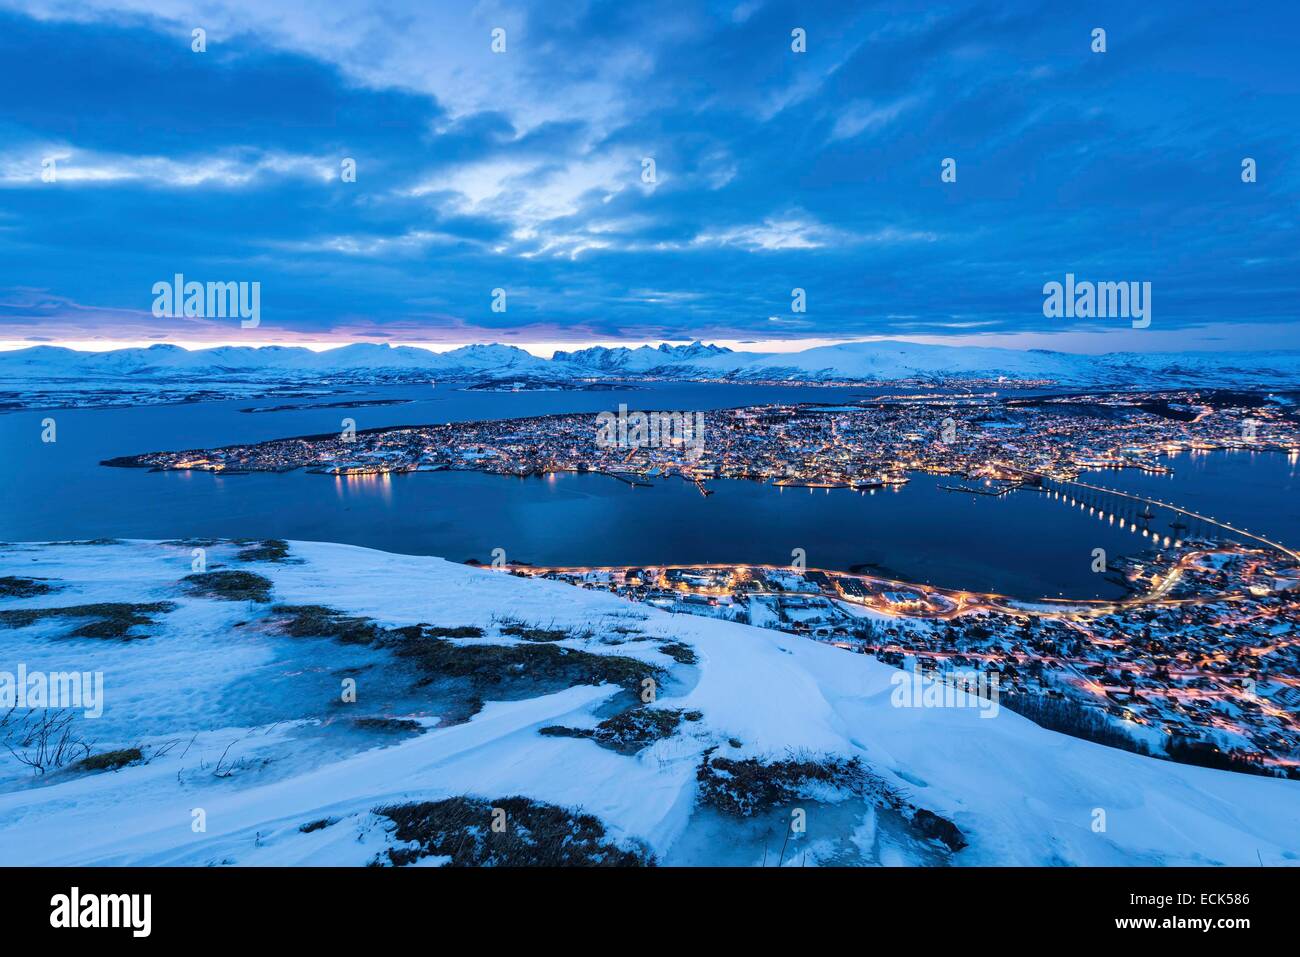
0, 0, 1297, 354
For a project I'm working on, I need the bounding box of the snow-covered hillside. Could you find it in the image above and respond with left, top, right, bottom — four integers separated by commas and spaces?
1, 540, 1295, 866
2, 340, 1298, 390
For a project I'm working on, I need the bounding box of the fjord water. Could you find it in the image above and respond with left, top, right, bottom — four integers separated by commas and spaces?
1, 384, 1296, 600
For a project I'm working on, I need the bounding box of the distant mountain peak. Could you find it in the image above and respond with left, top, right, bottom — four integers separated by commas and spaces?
656, 340, 732, 357
552, 340, 734, 372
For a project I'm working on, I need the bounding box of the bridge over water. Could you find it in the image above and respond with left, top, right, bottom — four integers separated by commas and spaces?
1046, 475, 1300, 563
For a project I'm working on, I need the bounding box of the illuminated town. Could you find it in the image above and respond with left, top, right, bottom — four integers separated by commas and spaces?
509, 544, 1300, 777
105, 387, 1300, 775
106, 388, 1299, 492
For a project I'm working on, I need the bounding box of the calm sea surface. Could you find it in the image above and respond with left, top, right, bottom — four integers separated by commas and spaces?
1, 383, 1296, 599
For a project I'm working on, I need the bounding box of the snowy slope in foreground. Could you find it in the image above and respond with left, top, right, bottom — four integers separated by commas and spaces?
0, 540, 1296, 866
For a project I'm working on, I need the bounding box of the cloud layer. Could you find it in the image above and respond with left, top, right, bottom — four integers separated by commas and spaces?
0, 0, 1297, 349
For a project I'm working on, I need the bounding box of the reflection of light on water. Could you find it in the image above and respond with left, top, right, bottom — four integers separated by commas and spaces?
334, 470, 394, 505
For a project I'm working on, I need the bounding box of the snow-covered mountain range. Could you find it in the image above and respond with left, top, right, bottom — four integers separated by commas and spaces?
0, 342, 573, 382
2, 340, 1299, 388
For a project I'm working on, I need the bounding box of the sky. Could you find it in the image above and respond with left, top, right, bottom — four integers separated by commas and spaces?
0, 0, 1297, 356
